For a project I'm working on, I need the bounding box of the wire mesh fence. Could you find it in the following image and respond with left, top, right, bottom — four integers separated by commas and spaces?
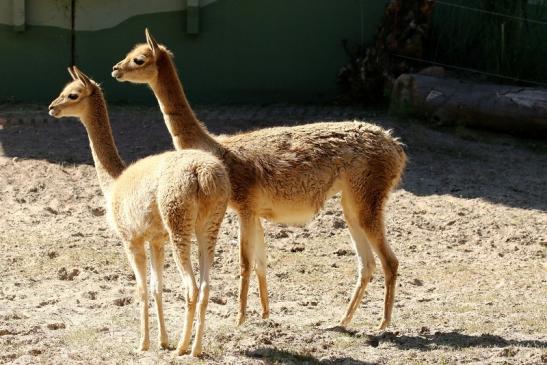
425, 0, 547, 86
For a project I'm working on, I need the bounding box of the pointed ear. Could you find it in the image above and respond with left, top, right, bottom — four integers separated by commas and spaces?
67, 66, 77, 80
145, 27, 159, 56
72, 66, 91, 88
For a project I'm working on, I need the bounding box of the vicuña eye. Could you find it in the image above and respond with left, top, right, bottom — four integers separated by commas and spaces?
133, 58, 145, 65
68, 94, 78, 100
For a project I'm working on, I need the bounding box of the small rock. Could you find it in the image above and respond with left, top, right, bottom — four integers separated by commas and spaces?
47, 251, 58, 259
28, 349, 42, 356
0, 329, 17, 336
499, 348, 518, 357
419, 326, 430, 335
103, 274, 119, 281
300, 300, 318, 307
113, 297, 132, 307
332, 218, 345, 229
45, 206, 58, 215
91, 207, 106, 217
334, 248, 351, 256
211, 296, 227, 305
273, 230, 289, 239
290, 245, 305, 253
58, 268, 80, 281
410, 278, 424, 286
46, 323, 66, 330
82, 291, 97, 300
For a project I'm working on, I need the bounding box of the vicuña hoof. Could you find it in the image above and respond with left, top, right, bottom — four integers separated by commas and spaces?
158, 339, 169, 350
377, 319, 390, 331
176, 345, 189, 356
191, 347, 202, 357
138, 339, 150, 352
339, 317, 351, 328
261, 311, 270, 320
237, 313, 246, 326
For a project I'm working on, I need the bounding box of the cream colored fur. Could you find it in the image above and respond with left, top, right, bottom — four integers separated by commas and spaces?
49, 66, 230, 356
112, 29, 407, 330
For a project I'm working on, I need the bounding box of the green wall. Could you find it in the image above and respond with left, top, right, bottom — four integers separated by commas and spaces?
0, 0, 386, 104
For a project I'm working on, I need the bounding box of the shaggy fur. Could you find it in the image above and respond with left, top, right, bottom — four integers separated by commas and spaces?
112, 29, 407, 330
49, 67, 230, 356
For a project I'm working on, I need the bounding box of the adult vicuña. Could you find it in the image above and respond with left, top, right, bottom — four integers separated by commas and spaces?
112, 29, 407, 330
48, 66, 230, 356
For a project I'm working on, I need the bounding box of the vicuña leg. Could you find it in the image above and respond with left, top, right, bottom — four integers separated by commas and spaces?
254, 220, 270, 320
191, 205, 224, 356
365, 218, 398, 330
237, 214, 269, 325
341, 179, 398, 330
125, 239, 150, 351
149, 239, 168, 349
339, 194, 376, 327
170, 231, 198, 355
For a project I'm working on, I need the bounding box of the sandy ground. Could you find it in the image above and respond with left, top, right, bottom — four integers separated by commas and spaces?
0, 104, 546, 365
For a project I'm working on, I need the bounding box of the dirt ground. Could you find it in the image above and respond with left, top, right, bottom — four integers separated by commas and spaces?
0, 104, 546, 365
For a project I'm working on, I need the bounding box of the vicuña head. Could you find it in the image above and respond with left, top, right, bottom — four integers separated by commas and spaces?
112, 28, 170, 84
49, 66, 98, 118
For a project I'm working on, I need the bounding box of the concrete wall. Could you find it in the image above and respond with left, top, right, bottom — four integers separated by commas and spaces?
0, 0, 386, 104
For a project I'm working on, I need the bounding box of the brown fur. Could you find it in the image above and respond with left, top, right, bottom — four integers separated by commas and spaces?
49, 67, 230, 356
113, 29, 407, 329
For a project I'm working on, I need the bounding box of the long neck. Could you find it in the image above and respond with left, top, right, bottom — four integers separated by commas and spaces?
149, 52, 221, 153
81, 90, 125, 194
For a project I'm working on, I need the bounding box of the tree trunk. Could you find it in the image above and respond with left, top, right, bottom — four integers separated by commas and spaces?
391, 73, 547, 137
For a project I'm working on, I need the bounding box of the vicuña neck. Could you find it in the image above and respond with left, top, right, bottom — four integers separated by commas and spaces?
150, 52, 220, 153
81, 90, 125, 194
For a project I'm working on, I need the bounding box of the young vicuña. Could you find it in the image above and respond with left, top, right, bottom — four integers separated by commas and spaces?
48, 66, 230, 356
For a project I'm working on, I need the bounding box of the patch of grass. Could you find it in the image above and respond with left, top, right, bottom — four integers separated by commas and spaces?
62, 327, 100, 348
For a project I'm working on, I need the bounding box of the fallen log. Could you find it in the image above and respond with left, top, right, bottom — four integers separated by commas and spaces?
390, 73, 547, 137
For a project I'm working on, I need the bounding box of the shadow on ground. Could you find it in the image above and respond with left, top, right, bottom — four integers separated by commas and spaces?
326, 327, 547, 351
244, 347, 376, 365
1, 105, 546, 211
380, 331, 547, 351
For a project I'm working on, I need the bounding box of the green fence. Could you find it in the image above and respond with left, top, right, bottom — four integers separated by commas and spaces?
0, 0, 387, 104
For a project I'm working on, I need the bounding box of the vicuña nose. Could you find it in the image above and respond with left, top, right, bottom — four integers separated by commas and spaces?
113, 64, 119, 71
48, 104, 54, 110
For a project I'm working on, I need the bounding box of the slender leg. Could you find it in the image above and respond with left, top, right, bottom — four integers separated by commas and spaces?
149, 239, 168, 349
191, 225, 217, 356
253, 221, 270, 320
237, 214, 255, 326
339, 195, 376, 327
170, 230, 198, 355
364, 220, 398, 330
237, 214, 269, 325
124, 239, 150, 351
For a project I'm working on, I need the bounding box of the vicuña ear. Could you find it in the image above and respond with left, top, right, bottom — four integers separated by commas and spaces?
145, 27, 159, 56
67, 66, 77, 81
72, 66, 91, 88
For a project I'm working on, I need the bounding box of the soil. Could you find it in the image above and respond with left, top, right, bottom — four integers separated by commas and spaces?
0, 104, 546, 364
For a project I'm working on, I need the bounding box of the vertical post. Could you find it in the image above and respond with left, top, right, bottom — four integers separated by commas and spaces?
12, 0, 25, 32
187, 0, 199, 34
